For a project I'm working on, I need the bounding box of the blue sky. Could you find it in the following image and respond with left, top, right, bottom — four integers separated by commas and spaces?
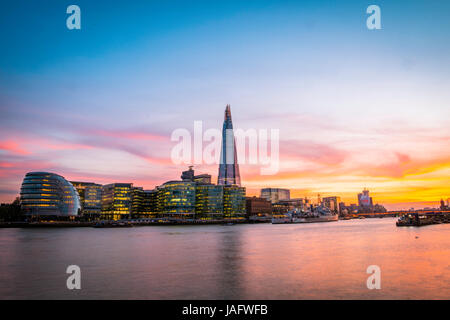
1, 0, 449, 209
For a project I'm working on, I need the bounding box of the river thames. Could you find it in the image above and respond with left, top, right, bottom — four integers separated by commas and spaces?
0, 218, 449, 299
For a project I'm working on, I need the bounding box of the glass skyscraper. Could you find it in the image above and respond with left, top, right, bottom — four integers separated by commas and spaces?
218, 104, 241, 186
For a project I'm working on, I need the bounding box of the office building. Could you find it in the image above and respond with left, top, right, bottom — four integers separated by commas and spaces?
358, 188, 373, 208
322, 196, 341, 214
157, 181, 196, 219
20, 172, 80, 219
223, 185, 246, 220
195, 184, 224, 219
246, 196, 272, 217
272, 198, 303, 214
260, 188, 290, 204
101, 183, 132, 220
218, 104, 241, 186
71, 181, 102, 219
181, 166, 212, 185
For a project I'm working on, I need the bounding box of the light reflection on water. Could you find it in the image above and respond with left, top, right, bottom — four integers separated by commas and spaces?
0, 218, 449, 299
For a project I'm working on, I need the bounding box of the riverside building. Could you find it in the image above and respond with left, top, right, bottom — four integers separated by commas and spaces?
322, 196, 341, 215
260, 188, 290, 204
195, 184, 224, 219
218, 104, 241, 186
155, 167, 246, 221
101, 183, 133, 220
223, 185, 246, 220
70, 181, 102, 219
246, 196, 272, 218
20, 172, 81, 220
157, 180, 197, 220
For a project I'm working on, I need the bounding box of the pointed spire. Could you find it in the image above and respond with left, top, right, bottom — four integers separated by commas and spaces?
224, 104, 232, 121
218, 104, 240, 186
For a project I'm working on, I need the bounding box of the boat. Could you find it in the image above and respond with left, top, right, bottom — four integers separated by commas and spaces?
271, 213, 293, 224
93, 221, 133, 228
291, 205, 338, 223
272, 205, 338, 224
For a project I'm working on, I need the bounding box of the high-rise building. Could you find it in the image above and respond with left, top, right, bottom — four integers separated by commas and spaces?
440, 199, 448, 211
101, 183, 132, 220
157, 181, 196, 219
141, 190, 158, 218
131, 187, 145, 218
129, 187, 159, 219
71, 181, 102, 219
358, 188, 373, 208
260, 188, 290, 204
322, 196, 341, 214
195, 184, 224, 219
20, 172, 80, 219
218, 104, 241, 186
223, 185, 246, 220
181, 166, 212, 184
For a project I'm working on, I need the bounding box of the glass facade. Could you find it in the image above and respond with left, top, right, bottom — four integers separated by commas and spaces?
322, 196, 341, 214
157, 181, 196, 219
195, 185, 224, 219
20, 172, 80, 218
141, 190, 158, 218
131, 187, 158, 219
101, 183, 132, 220
223, 185, 246, 220
70, 181, 102, 219
218, 104, 241, 186
260, 188, 290, 204
155, 168, 246, 221
131, 187, 145, 218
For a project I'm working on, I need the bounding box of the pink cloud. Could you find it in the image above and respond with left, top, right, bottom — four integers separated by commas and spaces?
88, 129, 168, 141
280, 140, 347, 165
0, 140, 31, 155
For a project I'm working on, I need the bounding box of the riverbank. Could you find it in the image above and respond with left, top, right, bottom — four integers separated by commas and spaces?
0, 219, 251, 228
0, 213, 409, 228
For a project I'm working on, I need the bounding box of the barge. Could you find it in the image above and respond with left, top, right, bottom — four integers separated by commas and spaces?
396, 211, 450, 227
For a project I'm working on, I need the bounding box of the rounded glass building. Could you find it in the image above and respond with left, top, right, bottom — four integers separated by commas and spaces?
20, 172, 81, 218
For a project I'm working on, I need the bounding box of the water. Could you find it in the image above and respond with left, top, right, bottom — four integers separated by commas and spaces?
0, 218, 449, 299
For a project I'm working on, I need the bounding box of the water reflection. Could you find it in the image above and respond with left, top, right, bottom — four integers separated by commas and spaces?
216, 227, 245, 299
0, 218, 449, 299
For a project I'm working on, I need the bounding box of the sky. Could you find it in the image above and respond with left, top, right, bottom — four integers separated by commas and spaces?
1, 0, 449, 210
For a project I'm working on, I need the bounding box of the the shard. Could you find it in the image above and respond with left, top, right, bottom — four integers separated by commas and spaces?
218, 104, 241, 186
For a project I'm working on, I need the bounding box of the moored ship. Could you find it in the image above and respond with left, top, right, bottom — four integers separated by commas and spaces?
272, 205, 338, 224
271, 213, 293, 224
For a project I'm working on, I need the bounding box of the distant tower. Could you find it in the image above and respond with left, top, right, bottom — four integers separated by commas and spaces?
218, 104, 241, 186
358, 188, 373, 208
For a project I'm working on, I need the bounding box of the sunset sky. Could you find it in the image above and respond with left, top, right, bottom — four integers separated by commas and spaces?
1, 0, 449, 210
